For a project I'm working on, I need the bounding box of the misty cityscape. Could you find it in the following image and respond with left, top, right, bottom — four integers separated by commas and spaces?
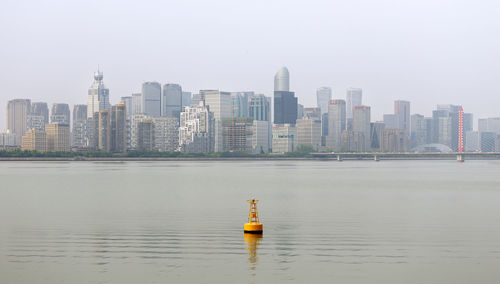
2, 66, 499, 155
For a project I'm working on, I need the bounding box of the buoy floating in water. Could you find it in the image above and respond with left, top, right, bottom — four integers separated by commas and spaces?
244, 199, 263, 234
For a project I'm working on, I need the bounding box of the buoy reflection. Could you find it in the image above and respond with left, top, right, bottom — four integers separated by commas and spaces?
244, 233, 262, 266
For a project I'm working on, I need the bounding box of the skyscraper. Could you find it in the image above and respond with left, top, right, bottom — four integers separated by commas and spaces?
182, 91, 192, 109
152, 117, 179, 152
249, 94, 270, 121
72, 105, 88, 148
274, 91, 298, 124
110, 102, 127, 153
296, 118, 321, 151
231, 92, 252, 117
352, 106, 371, 150
163, 84, 183, 118
327, 99, 346, 151
394, 100, 410, 136
98, 110, 110, 152
50, 103, 71, 125
141, 82, 161, 117
28, 102, 49, 131
131, 93, 142, 115
346, 88, 362, 121
46, 123, 70, 152
179, 101, 215, 153
274, 67, 290, 92
316, 87, 332, 115
87, 70, 110, 118
7, 99, 31, 142
204, 90, 231, 152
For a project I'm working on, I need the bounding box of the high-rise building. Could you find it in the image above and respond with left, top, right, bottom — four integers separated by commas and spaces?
0, 131, 18, 149
370, 122, 385, 150
394, 100, 410, 136
296, 118, 321, 151
179, 102, 215, 153
141, 82, 161, 117
29, 102, 49, 130
272, 124, 297, 153
251, 120, 271, 154
274, 91, 298, 124
327, 99, 346, 151
340, 130, 366, 152
152, 117, 179, 152
45, 123, 70, 152
137, 119, 154, 151
352, 106, 371, 150
383, 114, 399, 129
163, 83, 183, 118
249, 94, 270, 121
50, 103, 70, 125
130, 114, 148, 150
222, 117, 253, 152
72, 105, 88, 148
131, 93, 142, 115
382, 129, 410, 152
231, 92, 252, 118
297, 104, 304, 119
21, 128, 46, 152
87, 70, 110, 118
274, 67, 290, 92
316, 87, 332, 115
410, 114, 427, 148
204, 90, 231, 152
182, 91, 192, 109
110, 102, 127, 153
7, 99, 31, 142
465, 131, 480, 152
97, 110, 110, 152
346, 88, 362, 121
121, 96, 133, 118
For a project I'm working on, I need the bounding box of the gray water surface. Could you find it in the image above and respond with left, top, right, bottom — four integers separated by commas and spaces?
1, 160, 500, 283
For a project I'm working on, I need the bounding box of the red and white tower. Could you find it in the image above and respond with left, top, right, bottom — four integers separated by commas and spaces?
458, 106, 464, 153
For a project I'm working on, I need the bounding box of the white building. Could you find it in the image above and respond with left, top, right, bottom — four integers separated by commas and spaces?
296, 118, 321, 151
152, 117, 179, 152
272, 124, 297, 153
251, 120, 270, 154
204, 90, 231, 152
346, 88, 362, 121
179, 102, 215, 153
274, 67, 290, 92
87, 71, 110, 118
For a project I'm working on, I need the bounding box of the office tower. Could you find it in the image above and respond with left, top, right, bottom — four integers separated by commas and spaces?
249, 94, 270, 121
182, 92, 192, 109
121, 96, 133, 117
87, 70, 110, 118
251, 120, 271, 153
465, 131, 480, 152
72, 105, 88, 148
382, 129, 410, 152
383, 114, 399, 129
7, 99, 31, 142
45, 123, 70, 152
370, 122, 385, 151
424, 117, 433, 144
478, 117, 500, 133
110, 102, 127, 153
231, 92, 252, 118
137, 119, 154, 151
274, 67, 290, 92
141, 82, 161, 117
327, 99, 346, 151
98, 110, 110, 152
340, 130, 365, 152
152, 117, 179, 152
204, 90, 231, 152
29, 102, 49, 130
131, 93, 142, 115
346, 88, 362, 121
21, 129, 46, 152
480, 132, 496, 152
274, 91, 298, 124
316, 87, 332, 115
436, 104, 462, 151
394, 100, 410, 136
463, 113, 473, 132
50, 103, 70, 125
410, 114, 427, 148
352, 106, 371, 150
297, 104, 304, 119
296, 117, 321, 151
179, 102, 215, 153
222, 117, 253, 152
130, 114, 148, 150
272, 124, 297, 153
163, 83, 183, 118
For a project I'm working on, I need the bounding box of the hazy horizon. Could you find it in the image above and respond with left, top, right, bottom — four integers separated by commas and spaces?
1, 0, 499, 130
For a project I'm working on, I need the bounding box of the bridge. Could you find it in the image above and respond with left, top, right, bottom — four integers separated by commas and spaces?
310, 152, 500, 162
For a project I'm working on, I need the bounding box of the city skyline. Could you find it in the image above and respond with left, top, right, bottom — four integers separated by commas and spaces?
2, 1, 500, 130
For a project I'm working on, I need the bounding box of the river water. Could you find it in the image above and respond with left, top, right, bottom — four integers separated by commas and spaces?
1, 160, 500, 283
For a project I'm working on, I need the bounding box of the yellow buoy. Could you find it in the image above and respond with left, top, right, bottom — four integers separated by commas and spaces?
244, 199, 263, 234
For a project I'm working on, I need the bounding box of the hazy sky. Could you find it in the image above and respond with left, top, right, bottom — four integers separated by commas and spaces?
1, 0, 499, 130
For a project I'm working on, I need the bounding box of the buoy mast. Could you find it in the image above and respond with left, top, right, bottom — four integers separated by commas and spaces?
244, 199, 263, 234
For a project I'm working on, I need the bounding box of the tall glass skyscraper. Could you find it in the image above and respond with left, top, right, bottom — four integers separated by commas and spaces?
316, 87, 332, 115
141, 82, 161, 117
249, 94, 270, 121
346, 88, 362, 120
274, 67, 290, 92
51, 103, 71, 125
163, 84, 182, 118
87, 70, 110, 118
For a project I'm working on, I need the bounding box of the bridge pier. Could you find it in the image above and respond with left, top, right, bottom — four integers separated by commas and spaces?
457, 154, 465, 163
337, 155, 343, 161
374, 155, 380, 162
